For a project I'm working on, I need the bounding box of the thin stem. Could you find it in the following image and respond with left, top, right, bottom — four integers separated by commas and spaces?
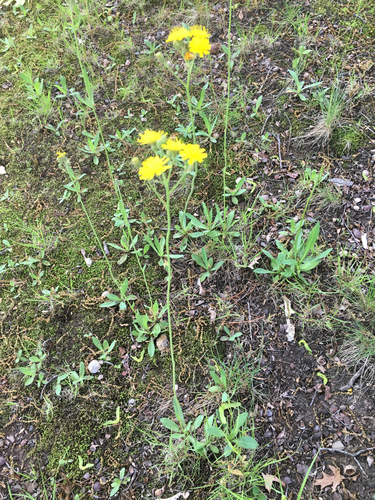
183, 63, 197, 215
222, 0, 233, 208
163, 176, 176, 397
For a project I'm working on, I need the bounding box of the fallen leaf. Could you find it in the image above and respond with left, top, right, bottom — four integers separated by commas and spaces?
361, 233, 368, 249
197, 278, 205, 295
262, 473, 285, 494
248, 255, 261, 269
367, 455, 374, 467
161, 493, 190, 500
228, 464, 244, 476
286, 319, 295, 342
208, 306, 217, 323
330, 178, 353, 187
283, 296, 296, 318
314, 465, 344, 492
80, 248, 92, 267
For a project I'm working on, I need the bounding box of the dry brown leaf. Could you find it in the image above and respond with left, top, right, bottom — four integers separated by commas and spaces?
228, 464, 244, 476
262, 473, 285, 493
314, 465, 344, 492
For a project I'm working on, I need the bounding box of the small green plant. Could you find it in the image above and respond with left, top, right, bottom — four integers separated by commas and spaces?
192, 247, 224, 282
303, 84, 347, 145
54, 362, 92, 397
161, 395, 258, 460
224, 177, 249, 205
19, 72, 52, 115
249, 95, 263, 118
16, 345, 47, 387
196, 111, 218, 143
91, 336, 116, 360
303, 166, 328, 187
109, 127, 137, 147
255, 221, 331, 282
78, 130, 113, 165
0, 36, 15, 52
132, 301, 168, 357
100, 279, 137, 310
144, 38, 161, 55
110, 468, 130, 497
219, 326, 243, 342
292, 45, 312, 70
286, 69, 322, 101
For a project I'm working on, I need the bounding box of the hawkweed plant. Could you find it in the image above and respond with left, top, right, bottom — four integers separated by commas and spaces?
132, 128, 206, 396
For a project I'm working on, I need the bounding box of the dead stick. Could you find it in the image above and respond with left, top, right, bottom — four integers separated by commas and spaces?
339, 366, 364, 391
319, 448, 370, 477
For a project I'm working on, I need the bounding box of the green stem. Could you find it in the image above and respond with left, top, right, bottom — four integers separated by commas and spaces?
222, 0, 233, 208
163, 176, 176, 397
183, 63, 197, 215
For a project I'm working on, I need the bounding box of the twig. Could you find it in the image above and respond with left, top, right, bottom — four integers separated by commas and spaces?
319, 447, 372, 477
339, 365, 364, 391
276, 133, 282, 168
354, 13, 367, 23
247, 302, 252, 342
40, 375, 58, 399
310, 389, 317, 406
261, 113, 272, 135
344, 222, 360, 244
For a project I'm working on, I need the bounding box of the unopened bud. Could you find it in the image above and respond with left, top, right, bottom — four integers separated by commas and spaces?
131, 157, 142, 169
155, 52, 165, 65
156, 134, 168, 149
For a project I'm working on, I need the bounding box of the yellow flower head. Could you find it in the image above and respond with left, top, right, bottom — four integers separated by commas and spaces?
189, 25, 211, 39
56, 151, 66, 158
161, 137, 185, 152
179, 144, 207, 165
139, 156, 171, 180
189, 37, 211, 57
166, 26, 190, 43
138, 130, 165, 145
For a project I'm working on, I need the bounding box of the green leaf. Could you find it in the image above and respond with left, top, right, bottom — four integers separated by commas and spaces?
19, 367, 34, 376
160, 418, 180, 432
254, 268, 272, 274
148, 338, 155, 358
173, 396, 185, 427
92, 337, 103, 350
235, 436, 258, 449
194, 415, 204, 429
106, 293, 120, 301
206, 427, 225, 438
29, 356, 40, 362
301, 222, 320, 260
100, 301, 119, 308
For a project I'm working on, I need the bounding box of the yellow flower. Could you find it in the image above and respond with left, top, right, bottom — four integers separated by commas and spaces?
139, 156, 171, 180
56, 151, 66, 158
138, 130, 165, 145
189, 37, 211, 57
161, 137, 185, 152
166, 26, 190, 42
189, 25, 211, 39
179, 144, 207, 165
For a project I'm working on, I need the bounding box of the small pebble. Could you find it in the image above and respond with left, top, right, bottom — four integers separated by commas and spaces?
88, 360, 101, 374
83, 472, 90, 480
93, 482, 101, 492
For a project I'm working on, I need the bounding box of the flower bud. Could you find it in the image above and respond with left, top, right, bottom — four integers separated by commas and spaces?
155, 52, 165, 65
131, 157, 142, 169
156, 134, 168, 149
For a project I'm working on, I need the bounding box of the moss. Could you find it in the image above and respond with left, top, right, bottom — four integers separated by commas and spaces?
331, 125, 367, 156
